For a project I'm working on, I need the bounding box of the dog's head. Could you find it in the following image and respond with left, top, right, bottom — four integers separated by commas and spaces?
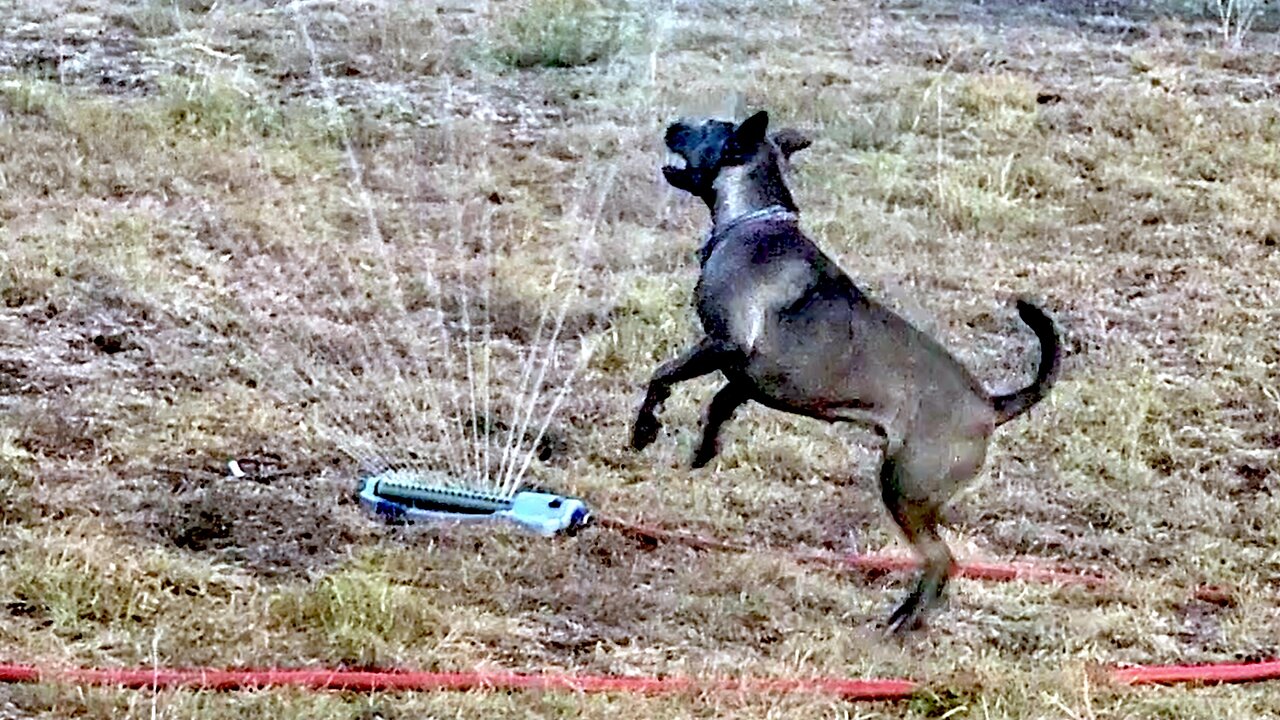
662, 111, 811, 204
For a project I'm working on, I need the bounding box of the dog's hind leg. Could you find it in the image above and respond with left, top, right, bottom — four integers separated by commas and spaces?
879, 436, 989, 633
632, 337, 736, 451
691, 382, 750, 468
879, 455, 955, 635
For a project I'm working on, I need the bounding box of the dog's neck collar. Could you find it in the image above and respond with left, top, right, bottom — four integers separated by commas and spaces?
700, 205, 798, 262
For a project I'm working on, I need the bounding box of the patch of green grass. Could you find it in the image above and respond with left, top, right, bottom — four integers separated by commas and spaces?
591, 275, 688, 374
1040, 368, 1178, 494
843, 103, 909, 151
814, 94, 917, 152
0, 429, 34, 524
1092, 85, 1194, 144
933, 163, 1024, 236
158, 73, 289, 139
784, 77, 941, 152
853, 149, 922, 207
267, 553, 447, 667
342, 0, 459, 76
0, 531, 239, 637
0, 77, 69, 118
956, 73, 1038, 118
3, 72, 304, 142
124, 0, 218, 38
489, 0, 639, 69
3, 684, 410, 720
0, 74, 342, 204
933, 155, 1054, 236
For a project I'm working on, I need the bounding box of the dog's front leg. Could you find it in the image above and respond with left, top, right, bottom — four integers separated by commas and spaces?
631, 336, 735, 451
691, 382, 750, 468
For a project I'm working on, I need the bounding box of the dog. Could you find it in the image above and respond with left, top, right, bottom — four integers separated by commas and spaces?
631, 110, 1061, 633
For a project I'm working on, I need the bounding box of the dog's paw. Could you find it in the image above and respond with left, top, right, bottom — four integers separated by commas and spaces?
884, 594, 927, 636
630, 413, 660, 451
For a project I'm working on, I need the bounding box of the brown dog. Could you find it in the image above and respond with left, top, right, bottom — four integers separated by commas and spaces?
632, 110, 1061, 632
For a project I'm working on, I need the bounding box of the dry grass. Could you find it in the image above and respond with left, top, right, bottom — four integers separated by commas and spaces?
2, 0, 1280, 717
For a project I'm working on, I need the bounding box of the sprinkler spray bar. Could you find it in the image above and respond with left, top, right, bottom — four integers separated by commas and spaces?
358, 469, 590, 536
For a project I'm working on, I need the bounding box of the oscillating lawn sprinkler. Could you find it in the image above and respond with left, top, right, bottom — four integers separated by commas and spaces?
357, 469, 591, 537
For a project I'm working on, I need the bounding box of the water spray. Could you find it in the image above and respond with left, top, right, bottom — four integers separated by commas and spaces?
287, 5, 608, 537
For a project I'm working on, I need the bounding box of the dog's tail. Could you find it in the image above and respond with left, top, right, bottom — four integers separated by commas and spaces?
991, 300, 1061, 426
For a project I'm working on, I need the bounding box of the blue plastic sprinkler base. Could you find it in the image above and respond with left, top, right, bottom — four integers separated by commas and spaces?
357, 474, 591, 537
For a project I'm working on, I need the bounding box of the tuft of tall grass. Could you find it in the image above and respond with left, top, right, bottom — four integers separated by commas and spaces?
1, 531, 243, 636
489, 0, 638, 69
267, 558, 446, 667
124, 0, 218, 37
0, 429, 33, 524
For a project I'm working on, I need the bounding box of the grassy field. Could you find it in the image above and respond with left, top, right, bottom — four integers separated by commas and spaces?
2, 0, 1279, 717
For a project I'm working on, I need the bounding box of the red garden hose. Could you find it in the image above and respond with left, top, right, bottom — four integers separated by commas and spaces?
1111, 660, 1280, 686
3, 660, 1279, 697
1, 518, 1269, 701
598, 515, 1110, 587
0, 664, 918, 700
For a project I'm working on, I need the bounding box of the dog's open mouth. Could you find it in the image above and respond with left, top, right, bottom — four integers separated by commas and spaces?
661, 145, 701, 193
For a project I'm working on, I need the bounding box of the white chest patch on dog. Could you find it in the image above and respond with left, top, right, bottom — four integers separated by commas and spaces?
732, 260, 812, 351
743, 303, 765, 350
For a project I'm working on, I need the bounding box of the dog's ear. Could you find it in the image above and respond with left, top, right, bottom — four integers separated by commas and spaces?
725, 110, 770, 161
662, 165, 700, 194
771, 128, 812, 159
